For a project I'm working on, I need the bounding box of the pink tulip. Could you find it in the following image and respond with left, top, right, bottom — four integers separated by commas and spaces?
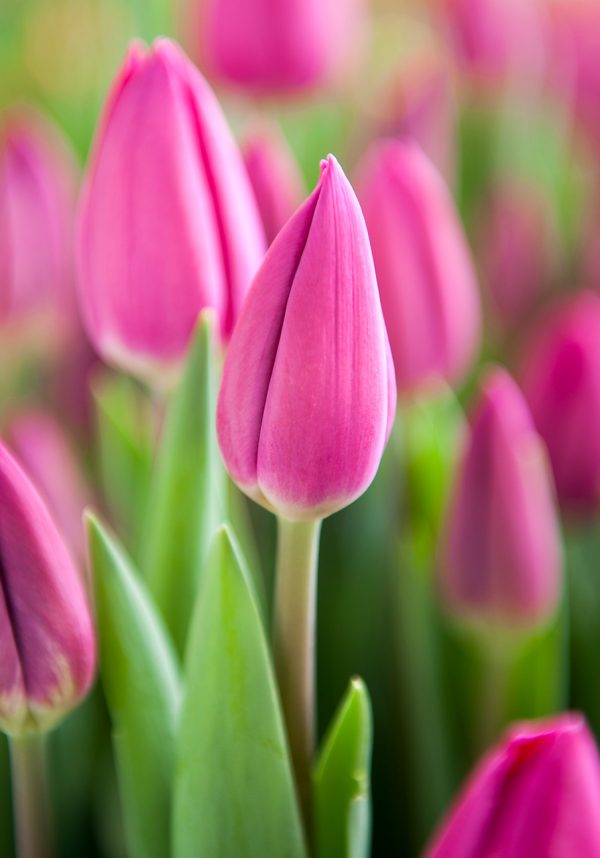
190, 0, 365, 94
521, 291, 600, 517
0, 108, 76, 329
0, 442, 95, 736
217, 155, 396, 521
242, 125, 305, 245
7, 410, 90, 567
355, 139, 481, 394
78, 38, 265, 386
440, 367, 561, 627
426, 714, 600, 857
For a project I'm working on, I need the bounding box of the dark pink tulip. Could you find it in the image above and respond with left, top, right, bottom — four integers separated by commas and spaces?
0, 442, 95, 736
242, 125, 305, 246
7, 410, 90, 567
426, 714, 600, 857
78, 39, 265, 386
521, 291, 600, 517
440, 368, 561, 627
356, 139, 481, 394
0, 108, 76, 329
217, 155, 396, 521
190, 0, 364, 94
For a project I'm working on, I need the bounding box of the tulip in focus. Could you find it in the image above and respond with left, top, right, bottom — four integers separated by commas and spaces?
190, 0, 365, 94
440, 367, 561, 628
217, 155, 396, 521
78, 38, 265, 386
242, 125, 305, 245
426, 714, 600, 856
0, 442, 95, 736
521, 291, 600, 517
356, 139, 481, 394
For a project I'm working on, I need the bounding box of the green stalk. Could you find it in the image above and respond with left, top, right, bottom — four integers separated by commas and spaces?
273, 517, 322, 846
10, 734, 54, 858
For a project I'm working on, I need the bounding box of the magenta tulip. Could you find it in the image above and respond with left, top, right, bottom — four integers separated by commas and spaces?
78, 38, 265, 386
242, 125, 305, 245
356, 139, 481, 394
190, 0, 365, 94
521, 291, 600, 517
0, 442, 95, 736
217, 155, 396, 521
439, 367, 561, 627
426, 714, 600, 857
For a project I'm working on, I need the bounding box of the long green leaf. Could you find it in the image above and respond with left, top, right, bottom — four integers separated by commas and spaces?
87, 512, 181, 858
173, 525, 306, 858
314, 678, 373, 858
142, 311, 226, 656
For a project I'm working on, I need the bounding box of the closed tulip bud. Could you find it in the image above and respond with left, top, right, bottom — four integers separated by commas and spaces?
78, 38, 265, 387
217, 155, 396, 521
440, 368, 561, 628
426, 714, 600, 856
0, 442, 95, 736
189, 0, 365, 94
242, 125, 305, 246
356, 139, 481, 394
521, 292, 600, 517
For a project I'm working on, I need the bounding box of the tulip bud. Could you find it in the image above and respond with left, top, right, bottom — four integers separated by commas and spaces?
7, 410, 90, 567
0, 442, 95, 736
426, 714, 600, 856
439, 367, 561, 628
355, 139, 481, 394
189, 0, 365, 94
217, 155, 396, 521
78, 38, 265, 387
520, 292, 600, 517
0, 108, 76, 330
242, 125, 305, 246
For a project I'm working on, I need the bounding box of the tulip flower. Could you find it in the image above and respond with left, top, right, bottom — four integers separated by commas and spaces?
7, 410, 90, 567
426, 714, 600, 856
189, 0, 365, 94
440, 367, 561, 628
520, 292, 600, 517
355, 139, 481, 394
0, 108, 76, 330
0, 441, 95, 736
217, 154, 396, 522
242, 125, 305, 246
78, 38, 265, 386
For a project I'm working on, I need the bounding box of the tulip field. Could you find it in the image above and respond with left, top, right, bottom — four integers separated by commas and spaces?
2, 0, 600, 856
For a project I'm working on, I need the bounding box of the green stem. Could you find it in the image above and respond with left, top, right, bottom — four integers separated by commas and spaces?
273, 517, 322, 847
9, 734, 54, 858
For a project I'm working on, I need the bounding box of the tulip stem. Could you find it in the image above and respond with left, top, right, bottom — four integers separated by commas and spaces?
10, 733, 54, 858
274, 516, 322, 849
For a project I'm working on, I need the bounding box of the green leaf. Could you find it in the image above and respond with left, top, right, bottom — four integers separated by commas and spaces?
314, 678, 373, 858
173, 525, 306, 858
87, 512, 181, 858
92, 371, 154, 559
141, 311, 227, 655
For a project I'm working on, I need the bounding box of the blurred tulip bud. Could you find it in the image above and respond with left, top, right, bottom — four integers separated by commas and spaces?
478, 180, 558, 328
242, 125, 305, 246
437, 0, 546, 89
78, 38, 265, 387
426, 714, 600, 856
189, 0, 365, 94
356, 139, 481, 394
521, 291, 600, 517
217, 155, 396, 521
7, 410, 90, 567
0, 442, 95, 736
440, 367, 561, 628
0, 108, 76, 332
